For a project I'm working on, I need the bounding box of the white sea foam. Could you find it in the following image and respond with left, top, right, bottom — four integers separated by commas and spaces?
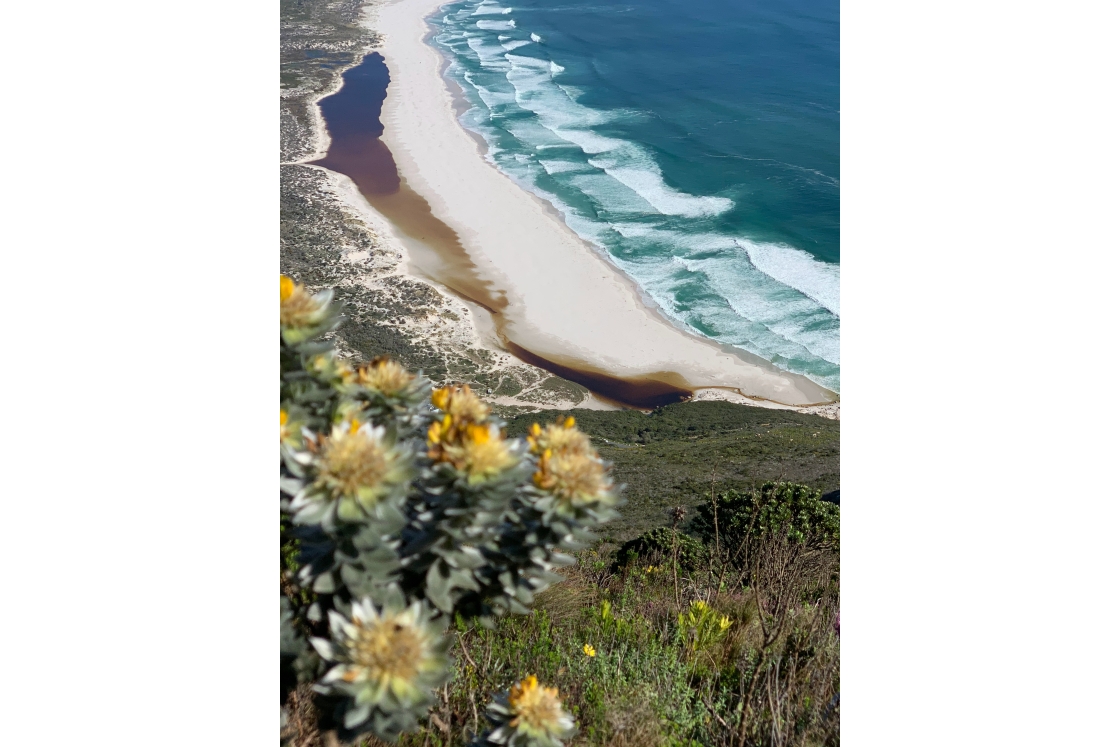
499, 54, 733, 218
476, 19, 516, 30
530, 32, 543, 42
566, 173, 661, 214
501, 39, 532, 51
550, 61, 565, 75
648, 251, 839, 368
590, 159, 734, 218
466, 35, 512, 71
472, 80, 516, 110
736, 240, 839, 316
600, 225, 840, 368
473, 4, 512, 15
538, 159, 588, 175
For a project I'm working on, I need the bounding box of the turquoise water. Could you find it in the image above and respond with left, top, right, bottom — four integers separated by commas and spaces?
430, 0, 839, 392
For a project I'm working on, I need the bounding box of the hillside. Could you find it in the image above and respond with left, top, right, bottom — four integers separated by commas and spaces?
506, 401, 840, 542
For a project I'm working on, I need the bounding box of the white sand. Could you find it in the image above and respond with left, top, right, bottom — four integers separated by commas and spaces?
363, 0, 836, 407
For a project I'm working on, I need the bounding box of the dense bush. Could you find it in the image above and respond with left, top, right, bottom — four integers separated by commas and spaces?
614, 526, 708, 572
691, 482, 840, 552
279, 276, 621, 745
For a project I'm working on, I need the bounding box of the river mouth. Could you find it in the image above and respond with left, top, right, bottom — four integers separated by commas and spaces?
309, 51, 693, 409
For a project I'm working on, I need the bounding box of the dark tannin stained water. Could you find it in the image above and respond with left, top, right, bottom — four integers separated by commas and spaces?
310, 52, 691, 408
311, 54, 504, 314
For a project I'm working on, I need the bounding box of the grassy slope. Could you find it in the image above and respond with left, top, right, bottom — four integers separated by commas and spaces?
507, 402, 840, 543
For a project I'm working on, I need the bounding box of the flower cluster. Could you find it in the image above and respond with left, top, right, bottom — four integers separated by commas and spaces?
480, 675, 577, 747
528, 417, 616, 513
355, 357, 415, 397
427, 385, 519, 484
280, 276, 597, 745
678, 600, 733, 660
312, 591, 451, 733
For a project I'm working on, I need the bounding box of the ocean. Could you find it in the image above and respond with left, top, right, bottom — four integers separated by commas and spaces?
430, 0, 840, 392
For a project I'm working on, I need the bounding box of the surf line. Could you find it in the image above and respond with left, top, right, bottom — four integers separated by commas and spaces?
310, 52, 691, 409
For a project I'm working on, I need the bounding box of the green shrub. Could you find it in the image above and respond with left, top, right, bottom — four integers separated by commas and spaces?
614, 526, 707, 572
690, 482, 839, 551
279, 276, 621, 745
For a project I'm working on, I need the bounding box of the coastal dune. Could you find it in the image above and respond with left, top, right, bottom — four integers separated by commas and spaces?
363, 0, 836, 407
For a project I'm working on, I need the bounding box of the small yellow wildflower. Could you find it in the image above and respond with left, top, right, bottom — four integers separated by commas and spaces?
507, 675, 575, 740
718, 615, 732, 631
582, 644, 596, 658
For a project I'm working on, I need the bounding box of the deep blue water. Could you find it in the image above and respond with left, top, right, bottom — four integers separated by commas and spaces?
431, 0, 839, 391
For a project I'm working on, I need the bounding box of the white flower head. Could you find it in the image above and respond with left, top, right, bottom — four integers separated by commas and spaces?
311, 593, 450, 723
290, 419, 411, 527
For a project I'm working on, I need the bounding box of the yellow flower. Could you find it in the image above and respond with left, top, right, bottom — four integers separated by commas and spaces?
354, 357, 415, 396
527, 416, 592, 457
533, 447, 614, 509
436, 422, 518, 483
718, 615, 732, 631
280, 275, 331, 330
426, 385, 518, 482
507, 675, 575, 740
431, 384, 490, 424
582, 644, 596, 658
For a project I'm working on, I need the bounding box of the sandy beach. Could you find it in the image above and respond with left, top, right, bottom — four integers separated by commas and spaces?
360, 0, 836, 408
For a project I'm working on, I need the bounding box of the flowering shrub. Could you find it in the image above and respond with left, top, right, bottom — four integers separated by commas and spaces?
280, 277, 614, 743
677, 600, 732, 662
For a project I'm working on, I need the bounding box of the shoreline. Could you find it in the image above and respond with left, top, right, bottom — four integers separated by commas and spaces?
359, 0, 836, 409
280, 7, 623, 413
